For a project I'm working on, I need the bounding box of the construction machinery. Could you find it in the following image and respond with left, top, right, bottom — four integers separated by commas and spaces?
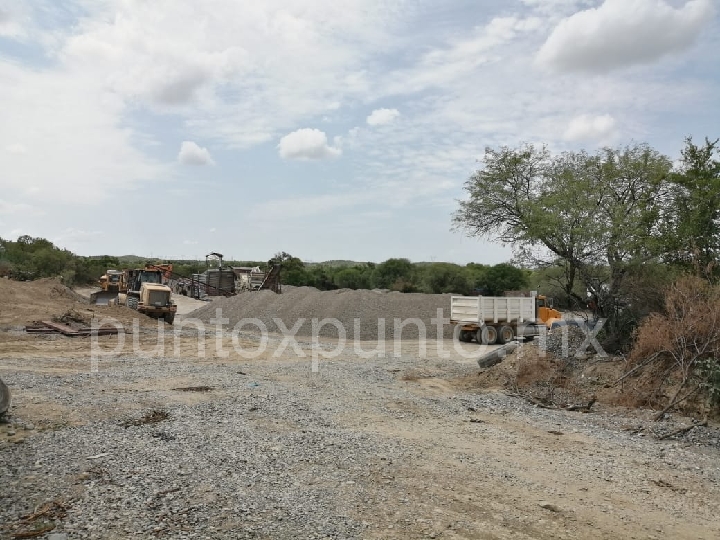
116, 267, 177, 324
92, 269, 127, 305
145, 263, 174, 283
176, 253, 281, 298
451, 292, 563, 345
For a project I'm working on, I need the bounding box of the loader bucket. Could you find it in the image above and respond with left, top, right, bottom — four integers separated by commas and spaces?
91, 291, 119, 306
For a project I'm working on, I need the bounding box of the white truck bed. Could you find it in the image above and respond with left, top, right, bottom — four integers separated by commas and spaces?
451, 295, 537, 325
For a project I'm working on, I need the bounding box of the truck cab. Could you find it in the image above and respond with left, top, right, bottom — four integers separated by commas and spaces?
123, 269, 177, 324
536, 295, 562, 326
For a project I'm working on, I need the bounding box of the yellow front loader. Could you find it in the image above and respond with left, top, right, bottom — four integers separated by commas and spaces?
92, 269, 126, 305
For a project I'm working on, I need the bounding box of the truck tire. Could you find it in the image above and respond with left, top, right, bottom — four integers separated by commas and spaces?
164, 313, 175, 325
497, 325, 514, 345
459, 330, 473, 343
477, 326, 497, 345
127, 296, 138, 310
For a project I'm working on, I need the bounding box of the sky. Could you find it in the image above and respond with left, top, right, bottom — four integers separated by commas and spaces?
0, 0, 718, 264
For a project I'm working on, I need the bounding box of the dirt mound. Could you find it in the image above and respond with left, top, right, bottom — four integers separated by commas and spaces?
187, 287, 453, 340
454, 341, 629, 410
0, 278, 87, 326
0, 277, 159, 330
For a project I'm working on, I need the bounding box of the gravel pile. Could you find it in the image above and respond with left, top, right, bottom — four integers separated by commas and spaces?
545, 325, 589, 358
187, 287, 454, 340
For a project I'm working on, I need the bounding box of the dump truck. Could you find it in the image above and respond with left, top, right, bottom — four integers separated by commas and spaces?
116, 268, 177, 324
451, 292, 562, 345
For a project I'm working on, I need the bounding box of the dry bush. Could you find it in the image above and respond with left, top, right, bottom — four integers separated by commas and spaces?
624, 276, 720, 418
514, 355, 586, 407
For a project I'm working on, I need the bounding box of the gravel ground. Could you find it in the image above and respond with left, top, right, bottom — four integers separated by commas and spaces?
2, 331, 720, 539
186, 287, 454, 341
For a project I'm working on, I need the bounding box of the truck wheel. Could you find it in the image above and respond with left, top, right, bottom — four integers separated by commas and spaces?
459, 330, 473, 343
477, 326, 497, 345
497, 325, 514, 345
127, 297, 138, 310
164, 313, 175, 325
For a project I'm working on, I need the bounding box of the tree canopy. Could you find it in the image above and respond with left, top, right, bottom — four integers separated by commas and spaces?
453, 139, 719, 349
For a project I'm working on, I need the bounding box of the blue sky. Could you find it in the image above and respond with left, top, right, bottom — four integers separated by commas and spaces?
0, 0, 718, 264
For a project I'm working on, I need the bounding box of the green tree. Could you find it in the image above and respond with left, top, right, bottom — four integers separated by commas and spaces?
483, 263, 529, 296
666, 137, 720, 273
334, 267, 371, 289
31, 247, 72, 277
269, 251, 308, 286
423, 263, 471, 294
374, 258, 414, 289
306, 265, 336, 289
453, 143, 673, 349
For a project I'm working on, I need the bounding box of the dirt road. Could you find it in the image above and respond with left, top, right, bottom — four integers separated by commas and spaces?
2, 329, 719, 539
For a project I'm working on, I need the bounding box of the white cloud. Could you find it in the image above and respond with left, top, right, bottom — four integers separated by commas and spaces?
0, 60, 165, 205
5, 143, 27, 154
178, 141, 214, 166
278, 128, 341, 160
563, 114, 617, 142
537, 0, 715, 73
367, 108, 401, 126
183, 240, 198, 245
0, 5, 24, 39
0, 0, 717, 263
209, 228, 216, 233
52, 228, 102, 243
0, 199, 42, 216
380, 15, 543, 96
57, 1, 407, 146
249, 192, 375, 221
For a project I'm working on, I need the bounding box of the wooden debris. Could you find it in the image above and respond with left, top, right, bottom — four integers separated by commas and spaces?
24, 320, 124, 337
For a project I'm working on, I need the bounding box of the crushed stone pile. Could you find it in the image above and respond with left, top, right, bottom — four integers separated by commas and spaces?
545, 325, 590, 358
187, 287, 454, 340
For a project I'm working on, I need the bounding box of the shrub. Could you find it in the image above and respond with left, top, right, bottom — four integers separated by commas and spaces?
626, 276, 720, 417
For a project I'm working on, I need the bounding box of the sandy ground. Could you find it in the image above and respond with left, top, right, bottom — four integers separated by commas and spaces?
2, 329, 720, 539
2, 279, 720, 538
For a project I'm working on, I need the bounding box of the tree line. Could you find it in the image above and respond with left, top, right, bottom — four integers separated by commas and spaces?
0, 237, 534, 297
267, 252, 531, 295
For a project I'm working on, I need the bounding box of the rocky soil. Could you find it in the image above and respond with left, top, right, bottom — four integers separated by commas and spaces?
2, 279, 720, 539
2, 331, 720, 539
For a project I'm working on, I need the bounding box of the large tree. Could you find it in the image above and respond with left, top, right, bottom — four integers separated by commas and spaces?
665, 137, 720, 273
453, 143, 673, 348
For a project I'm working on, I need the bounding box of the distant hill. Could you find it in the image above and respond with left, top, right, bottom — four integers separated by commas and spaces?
118, 255, 146, 264
305, 260, 372, 268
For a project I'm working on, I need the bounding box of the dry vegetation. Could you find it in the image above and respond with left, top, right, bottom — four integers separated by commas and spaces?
621, 276, 720, 418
